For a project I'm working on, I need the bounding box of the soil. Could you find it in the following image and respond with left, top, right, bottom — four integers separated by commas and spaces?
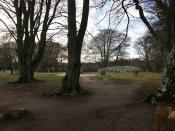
0, 75, 158, 131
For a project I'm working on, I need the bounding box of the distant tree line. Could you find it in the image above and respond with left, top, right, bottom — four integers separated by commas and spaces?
134, 33, 162, 72
38, 40, 67, 72
0, 37, 67, 73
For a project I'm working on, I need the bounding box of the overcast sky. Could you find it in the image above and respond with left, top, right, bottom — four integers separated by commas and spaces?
76, 0, 148, 59
0, 0, 148, 60
86, 0, 147, 58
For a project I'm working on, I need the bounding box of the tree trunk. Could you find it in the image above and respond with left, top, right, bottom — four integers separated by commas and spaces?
60, 57, 82, 96
17, 58, 35, 83
17, 42, 36, 83
146, 47, 175, 103
145, 58, 151, 72
153, 47, 175, 103
10, 63, 14, 75
58, 0, 89, 96
60, 27, 83, 95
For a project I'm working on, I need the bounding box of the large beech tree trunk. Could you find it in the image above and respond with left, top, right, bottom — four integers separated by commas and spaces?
61, 57, 82, 95
16, 40, 46, 83
17, 55, 35, 82
18, 65, 35, 83
154, 47, 175, 102
59, 0, 89, 96
17, 39, 34, 82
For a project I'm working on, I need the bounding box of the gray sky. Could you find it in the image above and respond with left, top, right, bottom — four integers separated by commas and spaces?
0, 0, 148, 59
83, 0, 148, 59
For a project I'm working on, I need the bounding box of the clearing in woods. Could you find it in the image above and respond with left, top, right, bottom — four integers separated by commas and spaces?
0, 72, 160, 131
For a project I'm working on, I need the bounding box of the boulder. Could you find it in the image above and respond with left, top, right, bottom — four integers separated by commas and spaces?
0, 109, 29, 121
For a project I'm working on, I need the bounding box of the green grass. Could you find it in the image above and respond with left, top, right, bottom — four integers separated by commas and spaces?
0, 72, 18, 82
35, 72, 61, 81
0, 72, 161, 88
96, 72, 161, 85
0, 72, 63, 84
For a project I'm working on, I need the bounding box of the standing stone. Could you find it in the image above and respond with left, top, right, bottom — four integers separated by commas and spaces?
167, 111, 175, 131
155, 105, 172, 131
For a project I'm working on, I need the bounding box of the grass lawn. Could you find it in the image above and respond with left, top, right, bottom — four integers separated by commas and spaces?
0, 72, 63, 85
96, 72, 161, 86
0, 71, 162, 88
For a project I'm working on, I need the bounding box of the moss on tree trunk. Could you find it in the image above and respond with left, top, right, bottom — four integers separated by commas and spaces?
155, 47, 175, 102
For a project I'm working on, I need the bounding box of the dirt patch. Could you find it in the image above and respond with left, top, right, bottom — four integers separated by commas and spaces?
0, 76, 157, 131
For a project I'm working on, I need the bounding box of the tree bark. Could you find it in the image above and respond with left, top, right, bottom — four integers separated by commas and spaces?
153, 47, 175, 103
17, 53, 35, 82
61, 59, 82, 95
17, 67, 35, 83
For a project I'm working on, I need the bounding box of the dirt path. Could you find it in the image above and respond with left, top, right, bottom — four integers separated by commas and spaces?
0, 76, 155, 131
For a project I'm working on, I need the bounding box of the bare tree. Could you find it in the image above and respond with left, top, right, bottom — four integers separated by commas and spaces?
0, 0, 62, 82
87, 29, 129, 67
39, 40, 67, 72
134, 34, 161, 71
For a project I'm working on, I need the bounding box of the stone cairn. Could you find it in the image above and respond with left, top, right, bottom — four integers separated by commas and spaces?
98, 66, 142, 75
